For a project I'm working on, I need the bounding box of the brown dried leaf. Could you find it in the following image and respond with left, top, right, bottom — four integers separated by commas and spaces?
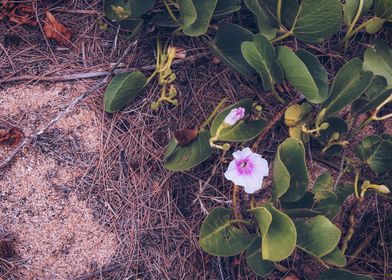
174, 129, 198, 146
8, 4, 37, 26
43, 11, 71, 46
0, 127, 23, 147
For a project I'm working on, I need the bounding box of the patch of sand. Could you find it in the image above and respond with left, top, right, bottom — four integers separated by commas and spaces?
0, 84, 117, 279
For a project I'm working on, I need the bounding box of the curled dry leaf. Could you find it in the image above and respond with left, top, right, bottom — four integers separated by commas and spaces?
8, 4, 38, 26
174, 129, 198, 146
43, 11, 71, 46
0, 127, 23, 147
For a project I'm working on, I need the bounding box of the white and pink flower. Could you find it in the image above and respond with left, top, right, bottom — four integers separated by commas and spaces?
224, 147, 269, 194
223, 107, 246, 126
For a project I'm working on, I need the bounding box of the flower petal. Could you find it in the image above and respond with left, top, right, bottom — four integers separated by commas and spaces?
249, 154, 269, 176
232, 147, 252, 160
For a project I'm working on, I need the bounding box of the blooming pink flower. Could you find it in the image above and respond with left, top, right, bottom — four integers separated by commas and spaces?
224, 148, 269, 194
223, 107, 245, 126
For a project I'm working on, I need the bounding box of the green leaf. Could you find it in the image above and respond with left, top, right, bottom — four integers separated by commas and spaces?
363, 40, 392, 88
262, 0, 300, 28
314, 184, 353, 219
179, 0, 217, 36
352, 76, 392, 116
320, 247, 346, 267
244, 0, 278, 40
104, 71, 147, 113
251, 204, 297, 261
317, 117, 348, 146
365, 18, 386, 34
199, 207, 253, 256
318, 269, 374, 280
210, 99, 267, 142
313, 172, 333, 193
356, 135, 392, 174
285, 208, 321, 219
277, 47, 329, 104
245, 237, 275, 277
118, 18, 144, 38
207, 23, 256, 80
343, 0, 373, 27
164, 130, 212, 171
284, 103, 313, 127
214, 0, 241, 16
375, 0, 392, 21
273, 138, 309, 202
323, 58, 374, 118
281, 191, 315, 210
291, 0, 343, 43
294, 215, 341, 258
104, 0, 155, 20
241, 34, 283, 90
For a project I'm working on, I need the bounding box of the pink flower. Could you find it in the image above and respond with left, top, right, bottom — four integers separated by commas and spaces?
224, 148, 269, 194
223, 107, 245, 126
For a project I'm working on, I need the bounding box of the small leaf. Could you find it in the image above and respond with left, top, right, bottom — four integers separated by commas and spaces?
320, 247, 346, 267
317, 117, 348, 148
104, 0, 155, 20
352, 76, 392, 116
318, 269, 374, 280
241, 34, 283, 90
199, 207, 253, 256
273, 138, 309, 202
214, 0, 241, 16
207, 23, 256, 80
277, 47, 329, 104
245, 237, 275, 277
323, 58, 374, 118
363, 40, 392, 88
210, 99, 267, 142
164, 130, 212, 171
294, 215, 341, 258
104, 71, 147, 113
251, 204, 297, 261
244, 0, 278, 40
365, 18, 386, 34
356, 135, 392, 174
292, 0, 343, 43
314, 184, 353, 219
284, 103, 312, 128
343, 0, 373, 27
179, 0, 217, 36
313, 172, 333, 193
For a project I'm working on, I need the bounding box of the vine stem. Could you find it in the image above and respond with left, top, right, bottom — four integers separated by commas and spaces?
270, 30, 293, 43
232, 185, 241, 221
341, 200, 361, 254
340, 17, 379, 46
342, 0, 364, 48
163, 0, 179, 24
200, 97, 227, 130
271, 87, 286, 104
277, 0, 283, 30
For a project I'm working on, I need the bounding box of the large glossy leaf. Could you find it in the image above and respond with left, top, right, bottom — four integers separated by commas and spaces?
343, 0, 373, 27
244, 0, 278, 40
375, 0, 392, 21
323, 59, 374, 118
241, 34, 283, 90
277, 47, 328, 104
210, 99, 267, 142
104, 0, 155, 20
164, 130, 212, 171
363, 40, 392, 88
251, 204, 297, 261
356, 134, 392, 174
273, 138, 309, 202
104, 71, 147, 113
208, 23, 256, 80
214, 0, 241, 16
245, 237, 275, 276
179, 0, 217, 36
318, 269, 374, 280
294, 215, 341, 258
352, 76, 392, 116
320, 247, 346, 267
291, 0, 343, 43
199, 207, 253, 256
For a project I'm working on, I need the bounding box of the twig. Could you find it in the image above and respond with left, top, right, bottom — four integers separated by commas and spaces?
0, 41, 138, 170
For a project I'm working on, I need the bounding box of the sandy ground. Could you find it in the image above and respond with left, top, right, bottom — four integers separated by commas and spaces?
0, 84, 117, 279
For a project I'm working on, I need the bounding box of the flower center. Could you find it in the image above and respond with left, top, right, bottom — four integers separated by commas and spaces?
240, 161, 248, 168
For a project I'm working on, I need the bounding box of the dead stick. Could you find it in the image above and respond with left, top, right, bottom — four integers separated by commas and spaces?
0, 41, 138, 170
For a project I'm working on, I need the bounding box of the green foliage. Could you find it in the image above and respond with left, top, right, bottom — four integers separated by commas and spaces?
313, 172, 333, 193
363, 40, 392, 88
199, 207, 253, 256
343, 0, 373, 27
245, 237, 275, 276
320, 247, 347, 267
104, 0, 155, 20
318, 269, 374, 280
179, 0, 217, 36
277, 47, 329, 104
374, 0, 392, 21
214, 0, 241, 16
244, 0, 278, 40
241, 34, 283, 90
103, 71, 147, 113
273, 138, 309, 202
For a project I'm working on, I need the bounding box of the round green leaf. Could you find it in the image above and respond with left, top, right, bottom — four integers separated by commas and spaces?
245, 237, 275, 277
104, 71, 147, 113
292, 0, 343, 43
321, 247, 346, 267
363, 40, 392, 88
207, 23, 256, 80
241, 34, 283, 91
251, 204, 297, 261
294, 215, 341, 258
244, 0, 278, 40
313, 172, 333, 193
277, 47, 328, 104
318, 269, 374, 280
179, 0, 217, 36
199, 207, 253, 256
164, 130, 212, 172
323, 58, 374, 118
365, 18, 386, 33
214, 0, 241, 16
273, 138, 309, 202
314, 184, 354, 219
